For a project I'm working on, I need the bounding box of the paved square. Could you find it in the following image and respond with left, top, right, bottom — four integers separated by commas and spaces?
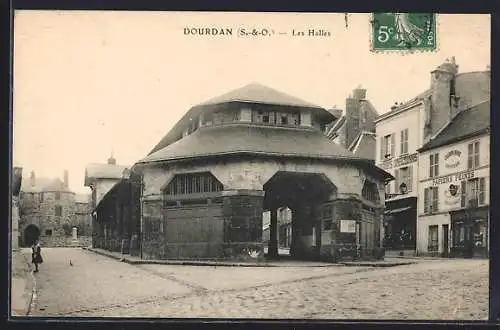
16, 248, 488, 320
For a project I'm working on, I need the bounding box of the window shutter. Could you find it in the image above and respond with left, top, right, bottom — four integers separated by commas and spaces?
460, 181, 466, 207
429, 154, 433, 177
394, 169, 400, 191
432, 187, 439, 212
475, 141, 480, 168
424, 188, 429, 213
468, 143, 473, 169
400, 130, 404, 154
380, 137, 384, 161
479, 178, 485, 205
391, 134, 395, 157
435, 154, 439, 176
407, 166, 413, 192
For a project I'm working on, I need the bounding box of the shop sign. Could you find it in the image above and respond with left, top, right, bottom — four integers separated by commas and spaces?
394, 153, 418, 167
444, 149, 461, 169
340, 219, 356, 233
432, 170, 475, 186
444, 183, 461, 205
378, 153, 418, 170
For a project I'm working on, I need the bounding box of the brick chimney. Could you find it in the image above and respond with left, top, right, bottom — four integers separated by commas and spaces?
63, 170, 69, 189
30, 170, 36, 187
345, 86, 369, 148
108, 154, 116, 165
426, 57, 460, 140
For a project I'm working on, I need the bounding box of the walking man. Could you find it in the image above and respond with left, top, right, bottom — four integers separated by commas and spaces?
31, 240, 43, 272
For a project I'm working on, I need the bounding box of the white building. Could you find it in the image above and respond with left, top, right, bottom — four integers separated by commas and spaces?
375, 57, 490, 255
417, 101, 490, 257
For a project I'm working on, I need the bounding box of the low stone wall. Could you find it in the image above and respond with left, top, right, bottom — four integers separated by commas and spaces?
39, 235, 92, 248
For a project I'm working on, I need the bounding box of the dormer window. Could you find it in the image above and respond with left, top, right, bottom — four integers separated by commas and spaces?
263, 113, 270, 123
280, 114, 288, 125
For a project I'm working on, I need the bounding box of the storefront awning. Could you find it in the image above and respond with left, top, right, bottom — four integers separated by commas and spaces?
384, 206, 412, 215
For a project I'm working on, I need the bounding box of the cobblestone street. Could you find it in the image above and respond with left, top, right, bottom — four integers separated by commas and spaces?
25, 248, 488, 320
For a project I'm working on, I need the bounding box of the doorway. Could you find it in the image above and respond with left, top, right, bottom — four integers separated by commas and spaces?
442, 224, 449, 257
263, 171, 337, 260
23, 224, 40, 247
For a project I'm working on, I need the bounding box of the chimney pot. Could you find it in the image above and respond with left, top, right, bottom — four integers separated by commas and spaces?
30, 171, 36, 187
63, 170, 69, 188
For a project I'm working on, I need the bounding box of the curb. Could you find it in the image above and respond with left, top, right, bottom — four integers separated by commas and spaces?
18, 251, 37, 316
83, 247, 416, 268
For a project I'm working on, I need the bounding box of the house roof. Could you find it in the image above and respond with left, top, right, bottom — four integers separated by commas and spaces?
349, 131, 377, 160
84, 163, 130, 186
197, 83, 325, 109
377, 70, 489, 122
418, 100, 490, 152
139, 124, 366, 164
137, 124, 394, 182
147, 83, 335, 156
20, 177, 72, 193
326, 116, 346, 139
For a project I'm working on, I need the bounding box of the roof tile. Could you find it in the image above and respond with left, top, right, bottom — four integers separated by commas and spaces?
419, 101, 490, 152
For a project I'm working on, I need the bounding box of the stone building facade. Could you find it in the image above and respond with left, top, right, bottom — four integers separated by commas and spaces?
94, 83, 392, 262
374, 57, 490, 256
19, 170, 88, 247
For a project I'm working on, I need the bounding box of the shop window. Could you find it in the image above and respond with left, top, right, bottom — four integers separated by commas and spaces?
163, 172, 223, 203
429, 153, 439, 178
428, 225, 439, 252
55, 205, 62, 216
362, 181, 380, 204
400, 128, 409, 155
424, 187, 439, 213
467, 141, 480, 169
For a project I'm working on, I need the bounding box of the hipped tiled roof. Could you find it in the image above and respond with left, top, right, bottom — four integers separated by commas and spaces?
197, 83, 324, 109
139, 124, 367, 164
84, 163, 130, 186
148, 83, 335, 156
419, 101, 490, 152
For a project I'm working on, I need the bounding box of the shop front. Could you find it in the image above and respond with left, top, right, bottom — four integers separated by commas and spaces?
383, 196, 417, 252
450, 205, 489, 258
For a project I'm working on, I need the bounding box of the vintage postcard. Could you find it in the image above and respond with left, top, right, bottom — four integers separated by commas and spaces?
11, 11, 491, 320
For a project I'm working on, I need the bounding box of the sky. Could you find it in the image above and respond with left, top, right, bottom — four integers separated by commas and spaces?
12, 12, 490, 194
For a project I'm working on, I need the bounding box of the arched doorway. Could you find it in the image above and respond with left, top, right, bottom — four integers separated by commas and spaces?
263, 171, 337, 260
23, 224, 40, 247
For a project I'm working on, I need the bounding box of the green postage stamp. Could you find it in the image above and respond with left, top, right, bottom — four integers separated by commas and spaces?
371, 13, 437, 51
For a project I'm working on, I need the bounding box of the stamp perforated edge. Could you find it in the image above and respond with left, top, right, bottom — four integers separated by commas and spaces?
369, 13, 440, 54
